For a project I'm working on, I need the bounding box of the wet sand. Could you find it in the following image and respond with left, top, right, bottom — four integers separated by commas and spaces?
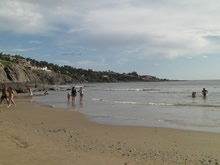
0, 97, 220, 165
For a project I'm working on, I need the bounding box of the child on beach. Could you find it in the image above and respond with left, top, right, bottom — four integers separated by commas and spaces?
78, 87, 84, 104
0, 84, 9, 107
7, 87, 16, 108
67, 92, 70, 103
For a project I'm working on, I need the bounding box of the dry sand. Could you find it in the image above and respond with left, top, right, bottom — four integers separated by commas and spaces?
0, 97, 220, 165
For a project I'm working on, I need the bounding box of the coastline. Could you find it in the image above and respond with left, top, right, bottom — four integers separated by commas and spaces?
0, 97, 220, 165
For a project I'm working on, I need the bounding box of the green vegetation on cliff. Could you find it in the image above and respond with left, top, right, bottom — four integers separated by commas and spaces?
0, 52, 166, 83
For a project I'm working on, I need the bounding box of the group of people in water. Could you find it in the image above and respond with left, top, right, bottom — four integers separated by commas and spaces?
0, 83, 208, 108
192, 88, 208, 98
0, 84, 85, 108
68, 86, 84, 104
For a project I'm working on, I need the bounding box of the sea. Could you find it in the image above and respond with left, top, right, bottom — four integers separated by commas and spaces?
33, 80, 220, 133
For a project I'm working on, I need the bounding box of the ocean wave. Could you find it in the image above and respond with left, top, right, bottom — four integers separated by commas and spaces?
86, 113, 138, 121
164, 120, 220, 129
92, 98, 173, 106
90, 88, 160, 92
92, 98, 105, 101
92, 98, 220, 108
40, 104, 55, 108
174, 103, 220, 108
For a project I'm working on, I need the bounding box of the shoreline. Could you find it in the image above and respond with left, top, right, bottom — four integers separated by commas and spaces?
0, 97, 220, 165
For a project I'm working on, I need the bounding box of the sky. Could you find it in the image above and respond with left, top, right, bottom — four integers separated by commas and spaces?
0, 0, 220, 80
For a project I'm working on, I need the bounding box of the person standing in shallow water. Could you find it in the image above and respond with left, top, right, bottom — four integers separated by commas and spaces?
67, 92, 71, 104
71, 87, 77, 104
202, 88, 208, 97
27, 86, 33, 97
78, 87, 84, 104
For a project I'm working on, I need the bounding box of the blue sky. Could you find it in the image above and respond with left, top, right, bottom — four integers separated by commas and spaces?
0, 0, 220, 80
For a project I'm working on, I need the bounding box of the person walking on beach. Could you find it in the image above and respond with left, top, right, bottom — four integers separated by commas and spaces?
202, 88, 208, 97
78, 87, 84, 104
71, 87, 77, 104
27, 86, 33, 97
7, 87, 16, 108
0, 84, 9, 107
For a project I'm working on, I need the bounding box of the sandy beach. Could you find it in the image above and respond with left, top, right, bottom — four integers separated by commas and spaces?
0, 97, 220, 165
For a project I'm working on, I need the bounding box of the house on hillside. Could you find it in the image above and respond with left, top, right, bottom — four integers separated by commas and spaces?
31, 66, 51, 72
42, 67, 52, 72
140, 75, 157, 80
17, 58, 30, 66
42, 67, 47, 71
9, 56, 16, 61
102, 75, 109, 78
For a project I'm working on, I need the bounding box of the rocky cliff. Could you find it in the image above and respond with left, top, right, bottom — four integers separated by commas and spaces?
0, 54, 165, 90
0, 63, 73, 85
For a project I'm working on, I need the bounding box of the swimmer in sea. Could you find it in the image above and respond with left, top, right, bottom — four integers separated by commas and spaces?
202, 88, 208, 97
192, 91, 196, 98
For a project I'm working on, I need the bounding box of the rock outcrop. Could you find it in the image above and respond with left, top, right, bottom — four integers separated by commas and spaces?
0, 63, 73, 85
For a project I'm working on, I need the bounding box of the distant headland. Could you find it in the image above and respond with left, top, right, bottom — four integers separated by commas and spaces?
0, 52, 168, 91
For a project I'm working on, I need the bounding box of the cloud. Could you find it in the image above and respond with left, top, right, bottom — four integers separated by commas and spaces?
29, 41, 41, 44
61, 52, 82, 56
54, 60, 72, 66
60, 0, 220, 59
10, 48, 33, 52
202, 55, 208, 58
1, 0, 220, 59
153, 64, 160, 67
76, 1, 217, 59
0, 1, 54, 34
69, 28, 86, 33
55, 57, 107, 67
75, 60, 107, 66
75, 57, 107, 67
116, 58, 128, 65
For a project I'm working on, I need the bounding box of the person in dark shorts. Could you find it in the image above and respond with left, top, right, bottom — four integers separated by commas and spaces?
71, 87, 77, 103
0, 84, 9, 107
